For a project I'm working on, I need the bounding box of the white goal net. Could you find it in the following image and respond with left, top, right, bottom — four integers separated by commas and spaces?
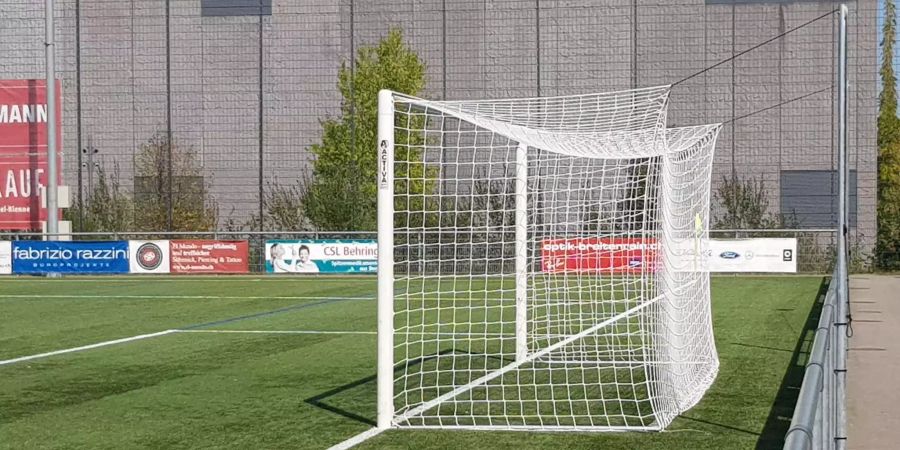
376, 86, 721, 432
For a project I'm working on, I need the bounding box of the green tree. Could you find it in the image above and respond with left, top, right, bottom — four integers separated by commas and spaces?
880, 0, 900, 149
133, 132, 218, 232
65, 164, 134, 233
304, 28, 429, 231
263, 179, 313, 231
878, 0, 900, 270
712, 175, 787, 230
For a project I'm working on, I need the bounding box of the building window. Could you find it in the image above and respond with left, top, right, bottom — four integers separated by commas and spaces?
201, 0, 271, 17
780, 170, 857, 228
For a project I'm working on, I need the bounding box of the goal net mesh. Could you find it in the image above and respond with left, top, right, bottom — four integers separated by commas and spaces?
385, 86, 720, 431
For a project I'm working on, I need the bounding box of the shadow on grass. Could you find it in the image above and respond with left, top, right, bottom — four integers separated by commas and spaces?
305, 371, 378, 426
308, 288, 829, 441
680, 414, 759, 436
754, 276, 829, 449
305, 348, 510, 426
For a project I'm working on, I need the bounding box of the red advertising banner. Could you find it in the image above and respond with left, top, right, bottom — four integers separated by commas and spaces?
170, 240, 249, 274
540, 237, 659, 274
0, 80, 62, 230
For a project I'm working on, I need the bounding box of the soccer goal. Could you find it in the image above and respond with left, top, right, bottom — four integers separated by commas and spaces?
376, 86, 721, 432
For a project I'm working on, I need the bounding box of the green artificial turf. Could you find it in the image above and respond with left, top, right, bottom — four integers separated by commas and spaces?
0, 275, 824, 449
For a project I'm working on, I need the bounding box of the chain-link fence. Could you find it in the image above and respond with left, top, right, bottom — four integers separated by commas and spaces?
0, 0, 888, 267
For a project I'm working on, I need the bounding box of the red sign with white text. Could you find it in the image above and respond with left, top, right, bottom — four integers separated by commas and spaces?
170, 240, 249, 274
0, 80, 62, 230
540, 237, 659, 274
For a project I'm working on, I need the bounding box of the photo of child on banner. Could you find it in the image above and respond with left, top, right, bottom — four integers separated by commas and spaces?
265, 240, 377, 274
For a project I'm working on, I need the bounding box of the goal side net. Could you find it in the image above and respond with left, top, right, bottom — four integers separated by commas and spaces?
376, 87, 720, 432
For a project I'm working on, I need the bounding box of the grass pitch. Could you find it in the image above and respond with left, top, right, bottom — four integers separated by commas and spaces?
0, 275, 823, 449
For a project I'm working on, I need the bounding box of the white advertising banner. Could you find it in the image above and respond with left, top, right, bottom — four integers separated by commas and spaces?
266, 240, 377, 274
708, 238, 797, 273
129, 240, 171, 274
0, 241, 11, 274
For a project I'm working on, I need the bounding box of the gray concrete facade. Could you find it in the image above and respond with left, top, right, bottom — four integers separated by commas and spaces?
0, 0, 879, 247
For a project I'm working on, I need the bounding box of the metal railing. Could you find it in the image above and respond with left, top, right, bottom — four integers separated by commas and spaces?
0, 230, 376, 240
0, 230, 377, 274
1, 228, 845, 275
709, 229, 840, 274
783, 264, 846, 449
1, 228, 848, 275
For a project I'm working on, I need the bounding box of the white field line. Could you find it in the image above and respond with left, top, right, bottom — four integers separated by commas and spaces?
0, 328, 374, 367
0, 294, 374, 301
175, 329, 377, 335
327, 427, 387, 450
175, 329, 522, 337
0, 330, 177, 366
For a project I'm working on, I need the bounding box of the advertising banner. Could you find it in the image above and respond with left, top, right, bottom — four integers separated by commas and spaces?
129, 240, 170, 274
0, 241, 11, 275
0, 80, 62, 230
540, 238, 659, 274
170, 240, 249, 274
265, 240, 377, 274
11, 241, 129, 274
708, 238, 797, 273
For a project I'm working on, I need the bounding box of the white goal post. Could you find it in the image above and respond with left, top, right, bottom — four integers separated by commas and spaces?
376, 87, 721, 432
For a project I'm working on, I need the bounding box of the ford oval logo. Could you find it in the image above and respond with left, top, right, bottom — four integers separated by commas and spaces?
719, 251, 740, 259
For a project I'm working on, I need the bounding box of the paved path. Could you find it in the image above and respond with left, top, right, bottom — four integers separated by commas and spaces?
848, 274, 900, 450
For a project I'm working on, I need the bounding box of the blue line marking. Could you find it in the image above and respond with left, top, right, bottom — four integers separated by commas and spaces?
179, 296, 372, 330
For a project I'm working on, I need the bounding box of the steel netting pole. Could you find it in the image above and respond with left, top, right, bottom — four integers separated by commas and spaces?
835, 4, 849, 450
45, 0, 59, 241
